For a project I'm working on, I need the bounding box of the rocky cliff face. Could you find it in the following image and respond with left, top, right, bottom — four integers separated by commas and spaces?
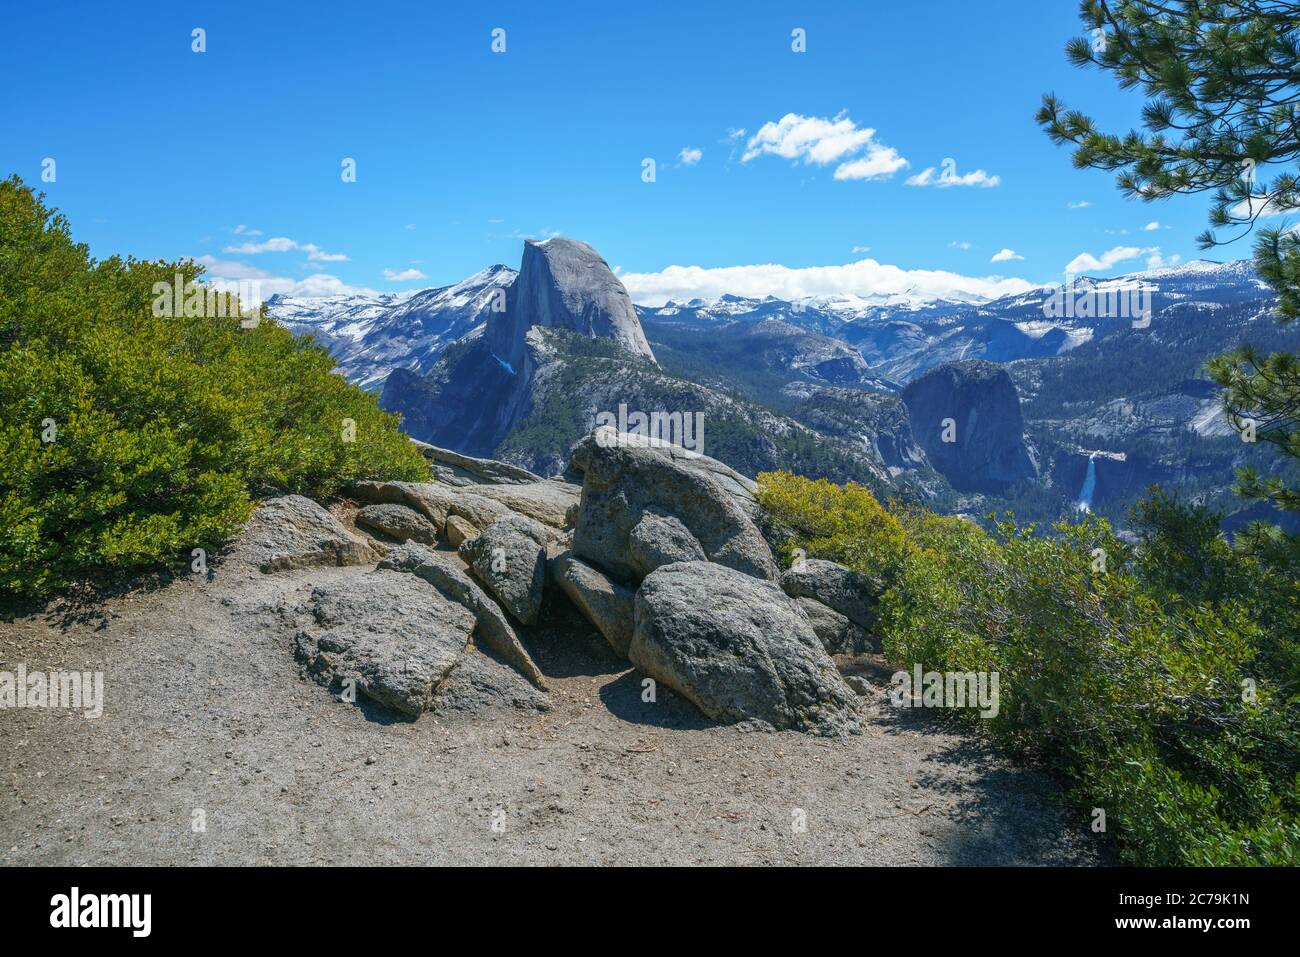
380, 239, 891, 492
784, 385, 927, 471
488, 238, 655, 374
381, 238, 656, 456
901, 360, 1038, 492
380, 330, 524, 458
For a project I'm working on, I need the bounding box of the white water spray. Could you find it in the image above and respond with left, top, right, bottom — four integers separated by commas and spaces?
1076, 454, 1097, 513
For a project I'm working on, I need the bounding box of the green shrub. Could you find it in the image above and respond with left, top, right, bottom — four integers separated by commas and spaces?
0, 175, 428, 597
756, 470, 913, 593
758, 472, 1300, 865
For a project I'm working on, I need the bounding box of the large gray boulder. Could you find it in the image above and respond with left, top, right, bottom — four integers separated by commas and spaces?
630, 562, 861, 735
568, 426, 761, 520
794, 596, 877, 656
547, 551, 635, 657
379, 543, 546, 690
410, 439, 544, 487
444, 514, 478, 548
353, 480, 514, 531
355, 502, 440, 545
353, 479, 571, 542
293, 570, 476, 718
462, 479, 581, 531
430, 646, 551, 717
779, 559, 878, 631
488, 237, 656, 375
459, 514, 549, 625
628, 509, 707, 577
569, 430, 778, 582
245, 495, 382, 573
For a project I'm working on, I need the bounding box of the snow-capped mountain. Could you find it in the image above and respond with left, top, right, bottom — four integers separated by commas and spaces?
639, 294, 854, 336
266, 265, 517, 391
834, 259, 1272, 383
261, 247, 1293, 532
635, 291, 981, 337
267, 257, 1267, 394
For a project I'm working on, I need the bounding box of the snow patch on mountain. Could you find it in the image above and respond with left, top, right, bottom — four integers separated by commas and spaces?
267, 265, 517, 391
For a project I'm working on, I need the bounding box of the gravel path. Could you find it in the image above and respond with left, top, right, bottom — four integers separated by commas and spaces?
0, 544, 1103, 866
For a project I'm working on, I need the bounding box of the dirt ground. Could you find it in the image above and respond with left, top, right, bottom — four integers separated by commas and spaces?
0, 539, 1104, 867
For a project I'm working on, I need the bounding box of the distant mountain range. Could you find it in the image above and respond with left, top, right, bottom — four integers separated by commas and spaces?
267, 265, 515, 391
264, 250, 1299, 532
268, 257, 1269, 393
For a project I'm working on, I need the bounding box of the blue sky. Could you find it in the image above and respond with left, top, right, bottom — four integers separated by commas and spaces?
1, 1, 1235, 304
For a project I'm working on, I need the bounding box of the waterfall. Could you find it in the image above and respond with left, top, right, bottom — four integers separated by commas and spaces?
1076, 454, 1097, 513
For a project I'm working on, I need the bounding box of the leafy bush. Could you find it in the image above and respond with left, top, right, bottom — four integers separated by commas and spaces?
757, 471, 913, 594
758, 471, 1300, 865
0, 176, 428, 597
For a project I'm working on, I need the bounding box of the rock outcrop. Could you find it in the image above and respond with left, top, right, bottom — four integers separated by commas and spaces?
547, 551, 636, 657
354, 480, 514, 534
488, 237, 656, 375
569, 429, 778, 582
380, 238, 658, 457
410, 439, 544, 486
461, 479, 581, 530
293, 570, 476, 717
353, 477, 575, 541
458, 514, 549, 625
630, 562, 861, 735
444, 515, 478, 547
627, 508, 708, 576
245, 495, 382, 573
794, 596, 876, 655
379, 543, 546, 689
900, 360, 1038, 492
254, 432, 878, 735
779, 559, 878, 632
355, 502, 440, 545
569, 426, 763, 520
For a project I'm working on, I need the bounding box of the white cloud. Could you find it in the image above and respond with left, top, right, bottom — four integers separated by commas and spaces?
226, 237, 296, 254
618, 256, 1035, 307
232, 224, 263, 236
383, 267, 428, 282
906, 162, 1000, 188
1145, 251, 1181, 269
1067, 200, 1090, 209
851, 245, 871, 253
304, 247, 348, 262
1064, 245, 1162, 274
948, 240, 973, 250
222, 236, 349, 262
404, 223, 416, 230
990, 248, 1023, 262
677, 147, 703, 166
721, 128, 748, 162
1143, 221, 1161, 231
743, 113, 871, 164
1229, 194, 1291, 219
193, 255, 275, 280
832, 145, 908, 181
742, 112, 907, 181
197, 257, 380, 303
